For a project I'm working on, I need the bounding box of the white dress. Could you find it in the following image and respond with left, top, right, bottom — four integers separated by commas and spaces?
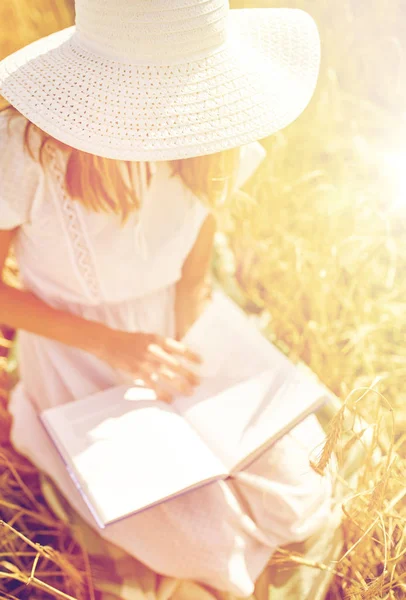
1, 113, 332, 597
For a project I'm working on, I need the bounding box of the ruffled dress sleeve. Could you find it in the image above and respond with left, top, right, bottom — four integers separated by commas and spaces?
175, 141, 267, 260
233, 141, 267, 192
0, 112, 42, 230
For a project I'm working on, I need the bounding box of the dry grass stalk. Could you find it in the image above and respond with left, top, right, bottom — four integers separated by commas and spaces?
310, 405, 345, 475
0, 341, 93, 599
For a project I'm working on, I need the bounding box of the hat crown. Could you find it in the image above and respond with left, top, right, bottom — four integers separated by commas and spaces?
74, 0, 230, 64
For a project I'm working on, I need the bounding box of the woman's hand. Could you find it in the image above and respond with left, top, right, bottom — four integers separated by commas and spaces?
174, 277, 213, 342
94, 328, 202, 403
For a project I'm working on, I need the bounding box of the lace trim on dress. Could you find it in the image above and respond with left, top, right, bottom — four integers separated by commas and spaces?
45, 144, 104, 304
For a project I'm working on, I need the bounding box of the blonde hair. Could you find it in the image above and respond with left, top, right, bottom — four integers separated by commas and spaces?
1, 105, 241, 225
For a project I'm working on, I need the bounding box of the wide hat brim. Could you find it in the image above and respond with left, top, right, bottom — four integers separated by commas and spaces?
0, 9, 320, 161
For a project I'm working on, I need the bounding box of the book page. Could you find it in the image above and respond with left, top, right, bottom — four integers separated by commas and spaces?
229, 374, 331, 472
174, 290, 331, 471
41, 384, 227, 527
180, 288, 288, 379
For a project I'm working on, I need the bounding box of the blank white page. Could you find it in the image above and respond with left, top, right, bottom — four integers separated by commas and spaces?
180, 289, 288, 380
230, 373, 330, 472
41, 384, 227, 528
175, 290, 331, 470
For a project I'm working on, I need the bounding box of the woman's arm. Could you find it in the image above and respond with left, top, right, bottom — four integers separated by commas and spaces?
0, 228, 202, 399
0, 215, 216, 349
174, 212, 217, 340
0, 228, 108, 355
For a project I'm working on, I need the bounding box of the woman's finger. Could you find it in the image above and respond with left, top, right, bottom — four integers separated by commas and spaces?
159, 336, 203, 364
140, 360, 194, 396
146, 343, 201, 386
133, 370, 173, 404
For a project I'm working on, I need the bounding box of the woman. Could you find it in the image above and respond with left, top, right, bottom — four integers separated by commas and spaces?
0, 0, 332, 596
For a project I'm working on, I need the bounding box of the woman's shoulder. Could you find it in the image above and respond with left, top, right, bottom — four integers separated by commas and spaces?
0, 109, 25, 148
235, 141, 267, 190
153, 141, 267, 203
0, 109, 43, 163
153, 159, 206, 206
0, 109, 28, 138
0, 110, 46, 230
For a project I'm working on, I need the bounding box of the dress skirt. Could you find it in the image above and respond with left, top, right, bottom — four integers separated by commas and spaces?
7, 282, 333, 597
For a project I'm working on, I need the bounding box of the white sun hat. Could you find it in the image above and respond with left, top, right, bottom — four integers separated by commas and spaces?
0, 0, 320, 162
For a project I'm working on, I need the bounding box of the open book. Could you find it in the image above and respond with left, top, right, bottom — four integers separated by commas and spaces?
40, 288, 334, 529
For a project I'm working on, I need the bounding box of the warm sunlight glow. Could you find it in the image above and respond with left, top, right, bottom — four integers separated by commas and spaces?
383, 151, 406, 210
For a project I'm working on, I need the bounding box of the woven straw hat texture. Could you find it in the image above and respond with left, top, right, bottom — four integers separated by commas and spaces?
0, 0, 321, 160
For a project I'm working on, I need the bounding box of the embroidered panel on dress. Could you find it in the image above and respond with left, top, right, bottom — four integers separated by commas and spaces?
44, 144, 104, 304
44, 145, 157, 303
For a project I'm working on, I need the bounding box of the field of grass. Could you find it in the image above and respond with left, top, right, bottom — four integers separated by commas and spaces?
1, 1, 405, 599
215, 2, 406, 597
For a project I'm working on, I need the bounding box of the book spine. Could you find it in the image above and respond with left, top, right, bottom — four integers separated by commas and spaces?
39, 413, 106, 529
